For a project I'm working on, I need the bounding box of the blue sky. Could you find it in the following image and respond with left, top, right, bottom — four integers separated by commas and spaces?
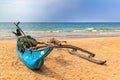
0, 0, 120, 22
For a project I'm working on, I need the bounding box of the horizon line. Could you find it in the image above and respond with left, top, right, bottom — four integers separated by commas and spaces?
0, 21, 120, 23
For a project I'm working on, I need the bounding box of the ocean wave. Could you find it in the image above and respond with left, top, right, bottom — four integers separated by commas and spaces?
1, 29, 120, 39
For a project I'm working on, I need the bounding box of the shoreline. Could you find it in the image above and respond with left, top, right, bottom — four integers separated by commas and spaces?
1, 29, 120, 40
1, 35, 120, 40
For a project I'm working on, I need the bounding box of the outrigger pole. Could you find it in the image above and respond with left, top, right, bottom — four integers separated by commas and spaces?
56, 45, 106, 64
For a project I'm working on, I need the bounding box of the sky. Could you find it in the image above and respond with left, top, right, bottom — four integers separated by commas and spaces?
0, 0, 120, 22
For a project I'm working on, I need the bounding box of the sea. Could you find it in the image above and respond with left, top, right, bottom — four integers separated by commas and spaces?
0, 22, 120, 39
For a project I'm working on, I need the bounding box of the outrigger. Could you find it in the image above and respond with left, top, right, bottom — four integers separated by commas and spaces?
13, 22, 106, 70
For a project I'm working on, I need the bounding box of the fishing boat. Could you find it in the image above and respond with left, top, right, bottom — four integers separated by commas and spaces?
13, 22, 106, 70
13, 22, 54, 69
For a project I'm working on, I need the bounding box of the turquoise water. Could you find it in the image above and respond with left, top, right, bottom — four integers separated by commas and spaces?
0, 22, 120, 39
0, 22, 120, 31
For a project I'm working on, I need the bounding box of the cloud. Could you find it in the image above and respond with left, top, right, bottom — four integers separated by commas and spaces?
0, 0, 120, 22
0, 0, 67, 22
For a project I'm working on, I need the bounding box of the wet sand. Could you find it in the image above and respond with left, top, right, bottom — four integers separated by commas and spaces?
0, 37, 120, 80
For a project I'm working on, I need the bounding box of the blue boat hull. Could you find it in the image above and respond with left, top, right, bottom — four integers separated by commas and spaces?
16, 44, 54, 69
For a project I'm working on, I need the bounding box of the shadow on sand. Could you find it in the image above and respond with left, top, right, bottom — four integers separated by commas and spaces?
32, 65, 68, 80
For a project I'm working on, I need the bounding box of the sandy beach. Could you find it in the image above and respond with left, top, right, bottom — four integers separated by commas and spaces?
0, 36, 120, 80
